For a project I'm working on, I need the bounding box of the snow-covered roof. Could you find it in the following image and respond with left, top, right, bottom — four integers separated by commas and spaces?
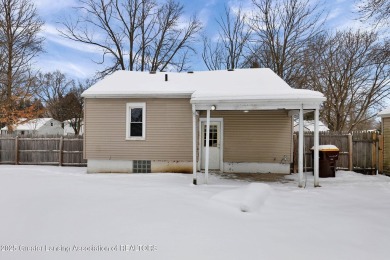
82, 69, 325, 109
378, 107, 390, 118
294, 120, 330, 132
1, 118, 54, 131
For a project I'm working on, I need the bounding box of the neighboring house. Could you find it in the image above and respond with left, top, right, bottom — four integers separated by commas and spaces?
293, 119, 330, 132
63, 119, 84, 135
379, 107, 390, 174
1, 118, 63, 136
82, 69, 325, 186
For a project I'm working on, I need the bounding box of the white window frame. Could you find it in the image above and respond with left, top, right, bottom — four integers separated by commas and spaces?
126, 102, 146, 140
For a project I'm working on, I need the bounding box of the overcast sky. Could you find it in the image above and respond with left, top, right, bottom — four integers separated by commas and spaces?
34, 0, 364, 80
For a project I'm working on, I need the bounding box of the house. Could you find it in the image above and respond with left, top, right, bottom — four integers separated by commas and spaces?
293, 119, 329, 132
81, 68, 326, 186
378, 107, 390, 174
1, 118, 63, 136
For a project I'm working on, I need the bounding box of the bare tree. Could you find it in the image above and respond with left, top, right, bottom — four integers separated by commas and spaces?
35, 71, 75, 119
202, 36, 224, 71
306, 30, 390, 131
58, 0, 202, 77
66, 79, 93, 135
358, 0, 390, 25
0, 0, 44, 131
202, 5, 251, 70
35, 71, 93, 135
248, 0, 324, 87
0, 3, 5, 70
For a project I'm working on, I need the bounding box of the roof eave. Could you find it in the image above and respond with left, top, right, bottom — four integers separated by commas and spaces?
378, 113, 390, 118
81, 93, 193, 99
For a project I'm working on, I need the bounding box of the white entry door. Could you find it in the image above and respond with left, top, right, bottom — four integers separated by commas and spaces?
201, 121, 221, 170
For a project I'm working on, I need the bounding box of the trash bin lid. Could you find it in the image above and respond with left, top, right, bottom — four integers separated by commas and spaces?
311, 145, 339, 151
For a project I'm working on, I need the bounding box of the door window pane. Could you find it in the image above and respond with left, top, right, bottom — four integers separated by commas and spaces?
204, 125, 218, 147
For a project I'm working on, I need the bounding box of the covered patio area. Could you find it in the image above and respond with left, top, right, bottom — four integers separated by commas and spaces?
190, 69, 325, 187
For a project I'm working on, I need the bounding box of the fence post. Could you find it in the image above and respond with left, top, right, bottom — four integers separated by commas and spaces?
15, 136, 19, 165
59, 136, 63, 166
348, 133, 353, 171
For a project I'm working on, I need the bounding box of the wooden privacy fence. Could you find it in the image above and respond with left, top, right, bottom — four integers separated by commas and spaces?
0, 132, 383, 171
293, 131, 383, 174
0, 135, 86, 166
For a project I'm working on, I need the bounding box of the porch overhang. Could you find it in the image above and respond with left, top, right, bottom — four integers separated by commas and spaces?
190, 90, 325, 111
190, 99, 323, 111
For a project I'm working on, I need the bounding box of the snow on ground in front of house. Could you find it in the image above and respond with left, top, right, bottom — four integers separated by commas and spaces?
1, 166, 390, 260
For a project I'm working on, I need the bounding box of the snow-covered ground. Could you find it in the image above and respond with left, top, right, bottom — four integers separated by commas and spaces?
1, 166, 390, 260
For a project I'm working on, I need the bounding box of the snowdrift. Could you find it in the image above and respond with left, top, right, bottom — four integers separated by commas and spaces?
211, 182, 272, 212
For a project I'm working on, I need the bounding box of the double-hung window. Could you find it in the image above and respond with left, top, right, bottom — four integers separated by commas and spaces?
126, 103, 146, 140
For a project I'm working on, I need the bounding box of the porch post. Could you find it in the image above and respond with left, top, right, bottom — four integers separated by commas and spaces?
314, 108, 320, 187
205, 109, 211, 184
298, 105, 304, 188
192, 105, 197, 185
